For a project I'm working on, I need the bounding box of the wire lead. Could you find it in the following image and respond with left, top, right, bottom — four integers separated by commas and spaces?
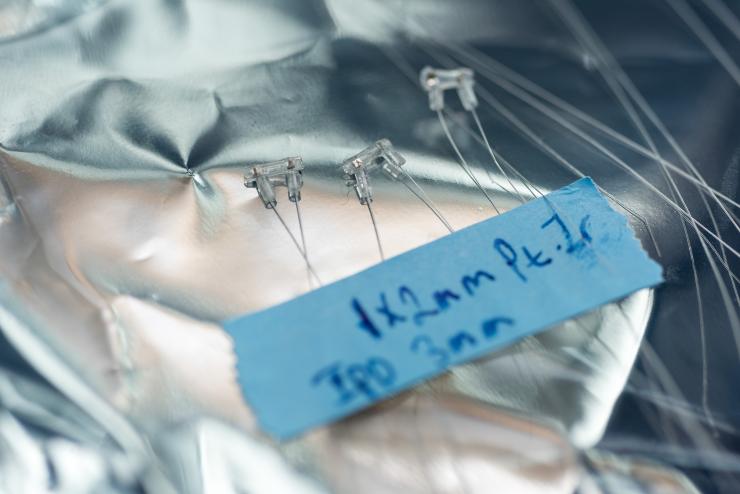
271, 206, 322, 285
366, 201, 385, 261
436, 110, 500, 214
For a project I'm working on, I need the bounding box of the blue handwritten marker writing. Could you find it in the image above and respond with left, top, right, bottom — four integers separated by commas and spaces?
225, 178, 663, 440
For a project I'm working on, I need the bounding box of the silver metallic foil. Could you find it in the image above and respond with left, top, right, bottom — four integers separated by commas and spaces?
2, 0, 737, 492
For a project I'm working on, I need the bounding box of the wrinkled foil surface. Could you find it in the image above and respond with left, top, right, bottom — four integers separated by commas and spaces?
0, 0, 738, 492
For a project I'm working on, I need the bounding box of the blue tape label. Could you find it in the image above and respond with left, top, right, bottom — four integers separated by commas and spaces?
225, 178, 663, 439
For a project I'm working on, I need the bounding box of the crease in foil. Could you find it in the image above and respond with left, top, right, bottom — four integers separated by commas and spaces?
0, 0, 737, 492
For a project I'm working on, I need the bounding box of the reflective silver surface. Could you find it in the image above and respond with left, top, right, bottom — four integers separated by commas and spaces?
1, 0, 737, 492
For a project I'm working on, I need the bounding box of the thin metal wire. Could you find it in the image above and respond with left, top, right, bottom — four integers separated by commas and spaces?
551, 0, 737, 429
437, 39, 740, 270
436, 110, 501, 214
295, 201, 307, 255
400, 173, 454, 233
476, 72, 737, 259
470, 108, 526, 204
366, 201, 385, 261
441, 109, 543, 199
448, 42, 740, 216
702, 0, 740, 43
408, 11, 737, 454
554, 3, 715, 428
380, 35, 725, 473
420, 42, 671, 258
294, 200, 315, 288
549, 0, 738, 306
666, 0, 740, 87
457, 110, 669, 264
271, 206, 322, 285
